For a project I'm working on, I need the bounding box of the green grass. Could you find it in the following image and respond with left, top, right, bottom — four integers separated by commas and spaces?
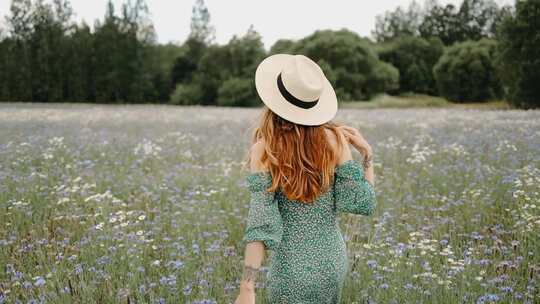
0, 104, 538, 303
340, 94, 511, 110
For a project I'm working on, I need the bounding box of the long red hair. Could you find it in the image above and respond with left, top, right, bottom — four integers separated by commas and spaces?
245, 107, 346, 204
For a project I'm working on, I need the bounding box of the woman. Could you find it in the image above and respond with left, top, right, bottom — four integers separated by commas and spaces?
234, 54, 376, 304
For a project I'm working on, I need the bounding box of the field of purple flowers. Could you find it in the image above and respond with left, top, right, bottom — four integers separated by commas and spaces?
0, 103, 538, 304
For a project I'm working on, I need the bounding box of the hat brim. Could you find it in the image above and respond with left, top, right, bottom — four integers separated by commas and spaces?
255, 54, 338, 126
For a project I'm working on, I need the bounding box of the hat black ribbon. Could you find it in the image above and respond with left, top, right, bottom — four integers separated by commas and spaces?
277, 73, 319, 109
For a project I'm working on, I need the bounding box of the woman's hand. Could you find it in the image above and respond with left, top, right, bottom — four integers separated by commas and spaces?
338, 125, 375, 185
234, 285, 255, 304
337, 125, 373, 158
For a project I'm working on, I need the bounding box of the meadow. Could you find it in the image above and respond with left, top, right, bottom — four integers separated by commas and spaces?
0, 103, 538, 304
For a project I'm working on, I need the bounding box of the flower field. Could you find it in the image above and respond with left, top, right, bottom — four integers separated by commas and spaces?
0, 103, 538, 303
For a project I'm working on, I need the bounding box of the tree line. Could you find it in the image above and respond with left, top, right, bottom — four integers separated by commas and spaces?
0, 0, 538, 108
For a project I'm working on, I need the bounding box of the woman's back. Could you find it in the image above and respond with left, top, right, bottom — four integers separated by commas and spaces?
242, 130, 376, 303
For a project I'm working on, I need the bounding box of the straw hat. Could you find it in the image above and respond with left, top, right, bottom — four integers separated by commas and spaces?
255, 54, 338, 126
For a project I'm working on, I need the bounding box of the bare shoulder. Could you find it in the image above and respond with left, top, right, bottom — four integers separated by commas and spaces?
249, 139, 267, 172
324, 127, 352, 164
324, 128, 339, 146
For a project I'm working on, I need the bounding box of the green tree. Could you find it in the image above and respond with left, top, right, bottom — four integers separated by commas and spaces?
170, 37, 206, 86
64, 22, 95, 101
378, 36, 444, 94
170, 82, 203, 105
18, 0, 75, 102
373, 0, 423, 42
170, 0, 214, 95
194, 25, 266, 106
189, 0, 215, 45
434, 39, 502, 102
170, 24, 266, 106
93, 0, 158, 103
375, 0, 511, 45
418, 2, 462, 45
0, 38, 13, 100
1, 0, 163, 103
93, 1, 124, 102
149, 43, 184, 101
217, 77, 259, 107
2, 0, 33, 101
224, 25, 266, 79
269, 38, 296, 54
497, 0, 540, 109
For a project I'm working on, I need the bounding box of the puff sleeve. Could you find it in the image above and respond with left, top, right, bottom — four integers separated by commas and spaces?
333, 159, 377, 215
241, 171, 284, 251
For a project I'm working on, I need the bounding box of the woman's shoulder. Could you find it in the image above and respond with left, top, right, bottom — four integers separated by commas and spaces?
249, 139, 268, 172
324, 127, 352, 165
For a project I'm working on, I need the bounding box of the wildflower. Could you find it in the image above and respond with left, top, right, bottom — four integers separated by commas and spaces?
33, 276, 46, 287
499, 286, 512, 293
367, 260, 377, 269
476, 293, 500, 304
139, 284, 146, 294
404, 283, 414, 290
183, 283, 193, 295
167, 260, 185, 270
74, 264, 83, 275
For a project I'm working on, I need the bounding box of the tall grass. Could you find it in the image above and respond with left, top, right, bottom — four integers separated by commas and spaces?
340, 94, 510, 110
0, 103, 538, 303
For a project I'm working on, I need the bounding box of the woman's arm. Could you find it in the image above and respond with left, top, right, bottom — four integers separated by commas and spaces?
363, 153, 374, 186
239, 242, 265, 292
332, 126, 376, 215
235, 140, 269, 303
338, 125, 374, 186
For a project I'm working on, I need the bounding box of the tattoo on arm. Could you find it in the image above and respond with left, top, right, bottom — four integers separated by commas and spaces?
363, 154, 373, 170
242, 265, 260, 284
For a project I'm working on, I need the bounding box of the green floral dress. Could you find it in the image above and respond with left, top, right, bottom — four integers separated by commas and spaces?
242, 159, 377, 304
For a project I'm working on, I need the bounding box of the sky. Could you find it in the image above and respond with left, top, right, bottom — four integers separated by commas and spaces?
0, 0, 513, 50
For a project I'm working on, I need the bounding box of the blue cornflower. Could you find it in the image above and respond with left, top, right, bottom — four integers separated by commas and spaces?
183, 284, 193, 295
404, 283, 414, 290
499, 286, 513, 293
34, 277, 46, 287
167, 260, 184, 270
366, 260, 377, 269
74, 264, 83, 275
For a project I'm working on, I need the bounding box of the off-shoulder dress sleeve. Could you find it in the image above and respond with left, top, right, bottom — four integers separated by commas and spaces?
241, 171, 283, 251
333, 159, 377, 215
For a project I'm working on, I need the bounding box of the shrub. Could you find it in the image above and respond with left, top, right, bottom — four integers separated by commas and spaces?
434, 39, 502, 103
169, 83, 203, 105
217, 77, 260, 107
497, 0, 540, 109
378, 36, 444, 95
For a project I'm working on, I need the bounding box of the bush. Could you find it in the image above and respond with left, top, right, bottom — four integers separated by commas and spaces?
367, 61, 400, 99
169, 83, 203, 105
434, 39, 502, 103
378, 36, 444, 95
497, 0, 540, 109
217, 77, 260, 107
